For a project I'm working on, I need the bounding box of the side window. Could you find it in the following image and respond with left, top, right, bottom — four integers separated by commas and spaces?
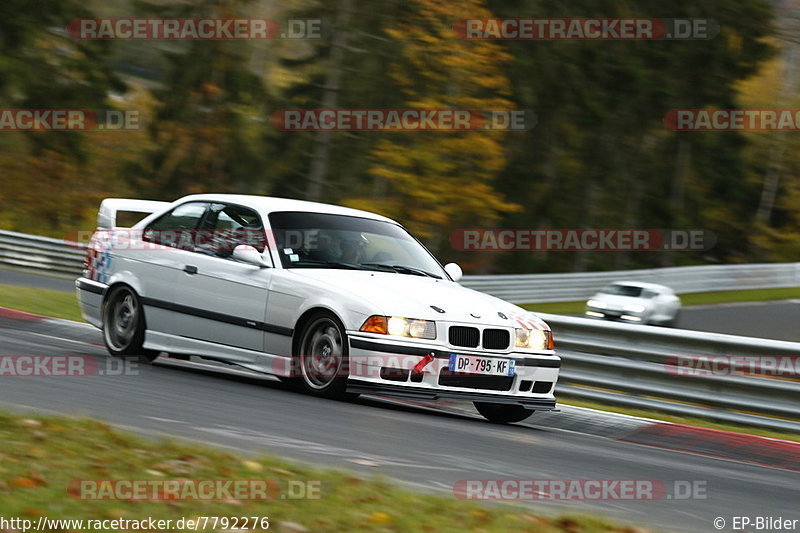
196, 204, 267, 258
143, 202, 208, 250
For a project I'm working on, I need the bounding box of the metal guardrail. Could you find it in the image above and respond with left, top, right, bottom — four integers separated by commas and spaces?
0, 230, 85, 276
1, 229, 798, 431
461, 263, 800, 303
540, 313, 800, 433
2, 229, 799, 302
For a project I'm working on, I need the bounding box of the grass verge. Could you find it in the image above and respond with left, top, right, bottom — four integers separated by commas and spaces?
678, 286, 800, 306
522, 286, 800, 315
559, 397, 800, 443
0, 284, 83, 322
0, 410, 637, 533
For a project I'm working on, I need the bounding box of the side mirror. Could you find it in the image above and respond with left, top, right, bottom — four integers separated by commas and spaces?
444, 262, 463, 282
232, 245, 270, 268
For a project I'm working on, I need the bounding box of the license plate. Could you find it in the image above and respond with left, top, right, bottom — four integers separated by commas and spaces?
448, 354, 515, 376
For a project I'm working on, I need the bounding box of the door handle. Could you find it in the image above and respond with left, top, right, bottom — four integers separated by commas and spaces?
183, 265, 198, 275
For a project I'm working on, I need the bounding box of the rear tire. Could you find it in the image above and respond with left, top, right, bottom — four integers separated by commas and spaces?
474, 402, 534, 424
102, 286, 159, 363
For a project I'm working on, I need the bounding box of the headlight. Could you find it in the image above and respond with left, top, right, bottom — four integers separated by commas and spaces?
359, 315, 436, 340
623, 304, 645, 313
587, 299, 607, 309
515, 328, 554, 350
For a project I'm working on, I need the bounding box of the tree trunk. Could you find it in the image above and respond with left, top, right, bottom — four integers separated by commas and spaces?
756, 39, 797, 225
662, 138, 691, 267
305, 0, 354, 201
756, 143, 784, 225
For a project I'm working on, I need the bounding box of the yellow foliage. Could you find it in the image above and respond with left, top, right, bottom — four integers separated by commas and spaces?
344, 0, 519, 238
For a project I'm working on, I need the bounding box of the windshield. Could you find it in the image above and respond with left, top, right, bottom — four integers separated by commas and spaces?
600, 284, 644, 297
268, 211, 445, 279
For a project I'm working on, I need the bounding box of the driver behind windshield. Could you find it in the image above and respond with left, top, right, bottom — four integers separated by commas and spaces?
338, 235, 367, 264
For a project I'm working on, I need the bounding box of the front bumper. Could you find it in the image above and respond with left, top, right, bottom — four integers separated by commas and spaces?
585, 309, 644, 322
346, 334, 559, 408
347, 381, 557, 409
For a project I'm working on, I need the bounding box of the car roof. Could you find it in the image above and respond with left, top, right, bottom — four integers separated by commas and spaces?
176, 194, 397, 224
607, 281, 672, 291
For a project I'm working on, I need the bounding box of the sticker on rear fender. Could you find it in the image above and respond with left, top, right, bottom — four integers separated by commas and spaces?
449, 353, 515, 376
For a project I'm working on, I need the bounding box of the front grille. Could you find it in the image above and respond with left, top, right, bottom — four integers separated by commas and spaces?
449, 326, 479, 348
438, 368, 514, 391
482, 329, 510, 350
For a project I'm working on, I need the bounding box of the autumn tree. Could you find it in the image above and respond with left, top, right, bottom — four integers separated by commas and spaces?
343, 0, 520, 250
739, 2, 800, 260
0, 0, 122, 234
271, 0, 407, 200
122, 0, 276, 199
486, 0, 774, 273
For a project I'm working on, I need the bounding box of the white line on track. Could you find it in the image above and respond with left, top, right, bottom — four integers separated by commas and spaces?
5, 329, 100, 348
143, 416, 190, 425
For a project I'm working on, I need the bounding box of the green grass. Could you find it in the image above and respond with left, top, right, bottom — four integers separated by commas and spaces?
678, 286, 800, 306
559, 397, 800, 443
521, 300, 587, 315
0, 284, 84, 322
522, 286, 800, 315
0, 410, 635, 533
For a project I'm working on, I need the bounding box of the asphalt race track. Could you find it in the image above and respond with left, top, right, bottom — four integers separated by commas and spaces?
0, 314, 797, 533
676, 300, 800, 342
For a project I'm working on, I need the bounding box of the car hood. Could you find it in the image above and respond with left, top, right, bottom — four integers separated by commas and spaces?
589, 293, 652, 310
292, 269, 549, 330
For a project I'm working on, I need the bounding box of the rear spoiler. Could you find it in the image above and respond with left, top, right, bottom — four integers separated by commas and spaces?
97, 198, 170, 229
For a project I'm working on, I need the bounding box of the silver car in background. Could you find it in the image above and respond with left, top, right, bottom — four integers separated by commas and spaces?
585, 281, 681, 326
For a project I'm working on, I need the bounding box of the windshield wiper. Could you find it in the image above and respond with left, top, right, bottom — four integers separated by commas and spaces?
361, 263, 441, 279
292, 259, 370, 270
356, 262, 397, 273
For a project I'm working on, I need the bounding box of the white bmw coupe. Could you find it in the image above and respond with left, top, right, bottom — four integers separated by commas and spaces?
76, 194, 560, 423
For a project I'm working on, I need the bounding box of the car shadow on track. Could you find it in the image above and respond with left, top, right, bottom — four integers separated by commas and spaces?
152, 354, 543, 428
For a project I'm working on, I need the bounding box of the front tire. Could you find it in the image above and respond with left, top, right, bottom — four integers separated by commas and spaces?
663, 309, 681, 328
102, 286, 159, 363
296, 313, 352, 399
474, 402, 534, 424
